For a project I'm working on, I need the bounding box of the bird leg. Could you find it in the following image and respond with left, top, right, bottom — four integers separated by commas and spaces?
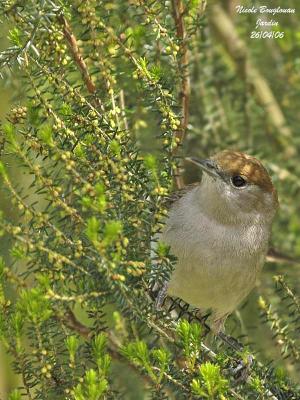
155, 281, 169, 310
211, 313, 229, 335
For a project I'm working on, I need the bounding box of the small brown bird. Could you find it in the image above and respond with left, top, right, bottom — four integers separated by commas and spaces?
160, 150, 278, 333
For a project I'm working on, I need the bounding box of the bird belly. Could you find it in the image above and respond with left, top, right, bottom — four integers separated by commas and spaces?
167, 256, 257, 315
163, 218, 267, 316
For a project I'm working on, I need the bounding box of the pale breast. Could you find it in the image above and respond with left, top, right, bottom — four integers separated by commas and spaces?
162, 199, 269, 315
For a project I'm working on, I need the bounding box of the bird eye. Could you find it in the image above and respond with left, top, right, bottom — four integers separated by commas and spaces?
231, 175, 247, 188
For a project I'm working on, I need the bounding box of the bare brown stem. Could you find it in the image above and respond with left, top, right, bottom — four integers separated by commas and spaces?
171, 0, 191, 189
57, 308, 91, 339
59, 16, 96, 93
59, 15, 104, 112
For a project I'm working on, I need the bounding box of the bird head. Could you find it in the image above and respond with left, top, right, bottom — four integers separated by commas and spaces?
187, 150, 278, 224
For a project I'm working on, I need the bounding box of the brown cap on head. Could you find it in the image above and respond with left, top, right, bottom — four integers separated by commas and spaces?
212, 150, 278, 199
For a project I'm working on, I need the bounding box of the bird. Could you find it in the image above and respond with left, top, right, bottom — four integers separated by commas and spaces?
157, 150, 279, 333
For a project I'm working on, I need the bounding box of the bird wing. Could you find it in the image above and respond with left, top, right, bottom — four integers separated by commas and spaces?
163, 182, 199, 209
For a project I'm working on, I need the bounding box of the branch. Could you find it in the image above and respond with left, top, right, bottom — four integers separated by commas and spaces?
171, 0, 191, 189
266, 248, 300, 266
58, 15, 103, 111
59, 16, 95, 93
172, 0, 190, 134
56, 308, 91, 339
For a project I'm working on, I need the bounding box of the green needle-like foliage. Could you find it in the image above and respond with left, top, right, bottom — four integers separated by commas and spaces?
191, 362, 228, 399
0, 0, 299, 399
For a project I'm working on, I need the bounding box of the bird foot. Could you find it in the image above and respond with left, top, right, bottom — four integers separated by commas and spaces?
230, 354, 254, 383
217, 332, 253, 383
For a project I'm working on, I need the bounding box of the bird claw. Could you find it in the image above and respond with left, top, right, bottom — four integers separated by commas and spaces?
217, 332, 253, 382
231, 354, 254, 383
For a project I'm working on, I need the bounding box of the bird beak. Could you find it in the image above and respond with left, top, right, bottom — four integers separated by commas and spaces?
185, 157, 220, 178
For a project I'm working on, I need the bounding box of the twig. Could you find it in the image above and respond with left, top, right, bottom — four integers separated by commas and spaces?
266, 248, 300, 266
259, 296, 300, 362
46, 290, 108, 302
57, 308, 91, 339
171, 0, 190, 138
59, 16, 95, 93
119, 89, 128, 130
58, 15, 104, 111
171, 0, 191, 189
274, 275, 300, 313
